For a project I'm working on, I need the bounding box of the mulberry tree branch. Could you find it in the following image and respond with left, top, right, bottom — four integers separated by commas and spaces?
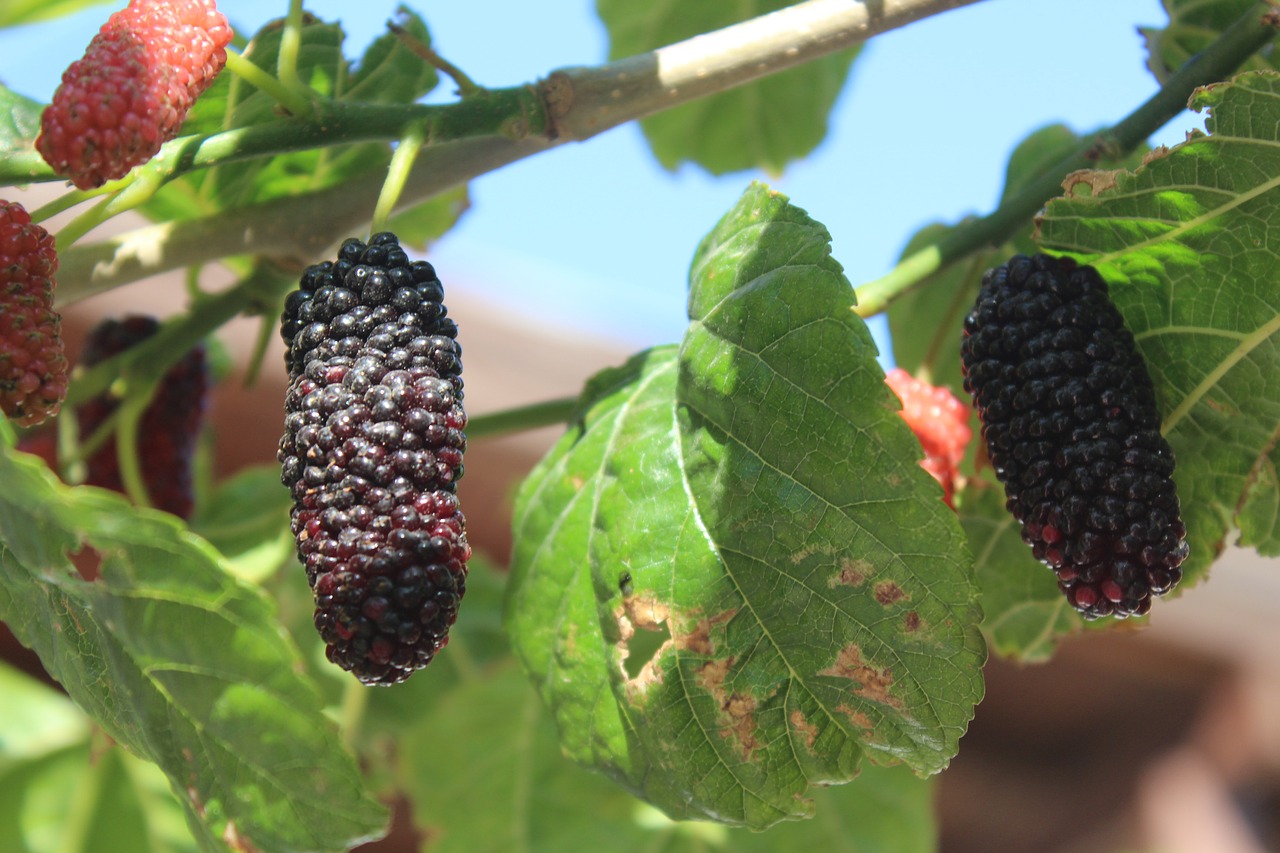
50, 0, 985, 301
851, 0, 1280, 317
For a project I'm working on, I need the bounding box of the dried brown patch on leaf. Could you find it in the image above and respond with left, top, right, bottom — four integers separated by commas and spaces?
829, 558, 872, 588
820, 644, 902, 709
676, 608, 736, 656
616, 593, 673, 698
903, 610, 922, 633
873, 580, 907, 606
1061, 168, 1122, 198
836, 703, 874, 731
623, 592, 671, 631
696, 656, 761, 759
790, 709, 819, 750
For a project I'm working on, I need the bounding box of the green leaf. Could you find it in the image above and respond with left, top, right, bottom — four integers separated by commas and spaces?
0, 425, 388, 852
0, 0, 110, 27
0, 84, 42, 149
1143, 0, 1279, 83
508, 183, 983, 829
595, 0, 859, 175
188, 465, 294, 584
404, 662, 937, 853
0, 744, 91, 853
1036, 69, 1280, 579
386, 184, 471, 252
0, 661, 88, 771
346, 6, 438, 105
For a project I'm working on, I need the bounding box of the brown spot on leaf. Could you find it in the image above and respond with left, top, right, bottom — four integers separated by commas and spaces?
830, 559, 872, 588
836, 704, 874, 731
903, 611, 921, 632
623, 593, 670, 631
790, 710, 819, 750
1141, 145, 1171, 166
874, 581, 907, 606
1062, 168, 1121, 197
677, 608, 736, 656
696, 657, 761, 759
821, 644, 901, 709
222, 821, 261, 853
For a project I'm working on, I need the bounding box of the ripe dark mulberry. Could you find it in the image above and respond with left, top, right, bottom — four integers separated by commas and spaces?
76, 315, 209, 519
278, 232, 469, 685
960, 254, 1188, 619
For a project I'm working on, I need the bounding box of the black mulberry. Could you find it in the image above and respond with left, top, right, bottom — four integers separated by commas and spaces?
278, 232, 469, 685
960, 254, 1188, 619
77, 315, 209, 519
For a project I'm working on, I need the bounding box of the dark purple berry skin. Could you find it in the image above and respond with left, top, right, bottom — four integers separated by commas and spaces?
960, 254, 1188, 619
279, 232, 469, 685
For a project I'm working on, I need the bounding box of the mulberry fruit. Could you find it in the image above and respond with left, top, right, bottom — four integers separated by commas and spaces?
76, 315, 209, 519
278, 232, 469, 685
0, 200, 67, 427
960, 253, 1188, 619
36, 0, 232, 189
885, 368, 971, 508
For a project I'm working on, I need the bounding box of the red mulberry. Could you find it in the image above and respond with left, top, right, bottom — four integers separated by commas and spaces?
36, 0, 232, 189
76, 315, 209, 519
0, 200, 67, 427
885, 368, 971, 508
960, 253, 1188, 619
278, 232, 469, 685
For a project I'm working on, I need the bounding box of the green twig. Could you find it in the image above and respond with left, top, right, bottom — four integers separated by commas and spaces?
466, 397, 579, 440
340, 677, 370, 754
115, 382, 157, 509
64, 267, 292, 408
853, 0, 1280, 318
224, 48, 314, 117
371, 120, 428, 234
54, 189, 124, 249
277, 0, 307, 95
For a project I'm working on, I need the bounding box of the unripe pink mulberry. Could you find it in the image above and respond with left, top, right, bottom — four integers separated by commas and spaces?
885, 368, 971, 508
37, 0, 232, 189
0, 201, 67, 427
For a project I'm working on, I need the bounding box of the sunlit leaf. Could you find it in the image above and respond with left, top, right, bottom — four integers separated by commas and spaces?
508, 183, 983, 829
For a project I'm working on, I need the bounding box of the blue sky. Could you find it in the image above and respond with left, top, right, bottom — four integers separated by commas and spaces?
0, 0, 1193, 358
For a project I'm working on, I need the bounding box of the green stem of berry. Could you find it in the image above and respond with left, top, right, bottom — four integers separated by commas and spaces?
64, 400, 123, 471
276, 0, 308, 98
54, 189, 126, 250
466, 397, 580, 440
223, 48, 315, 118
339, 677, 371, 753
371, 120, 429, 235
852, 0, 1280, 318
115, 381, 157, 510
